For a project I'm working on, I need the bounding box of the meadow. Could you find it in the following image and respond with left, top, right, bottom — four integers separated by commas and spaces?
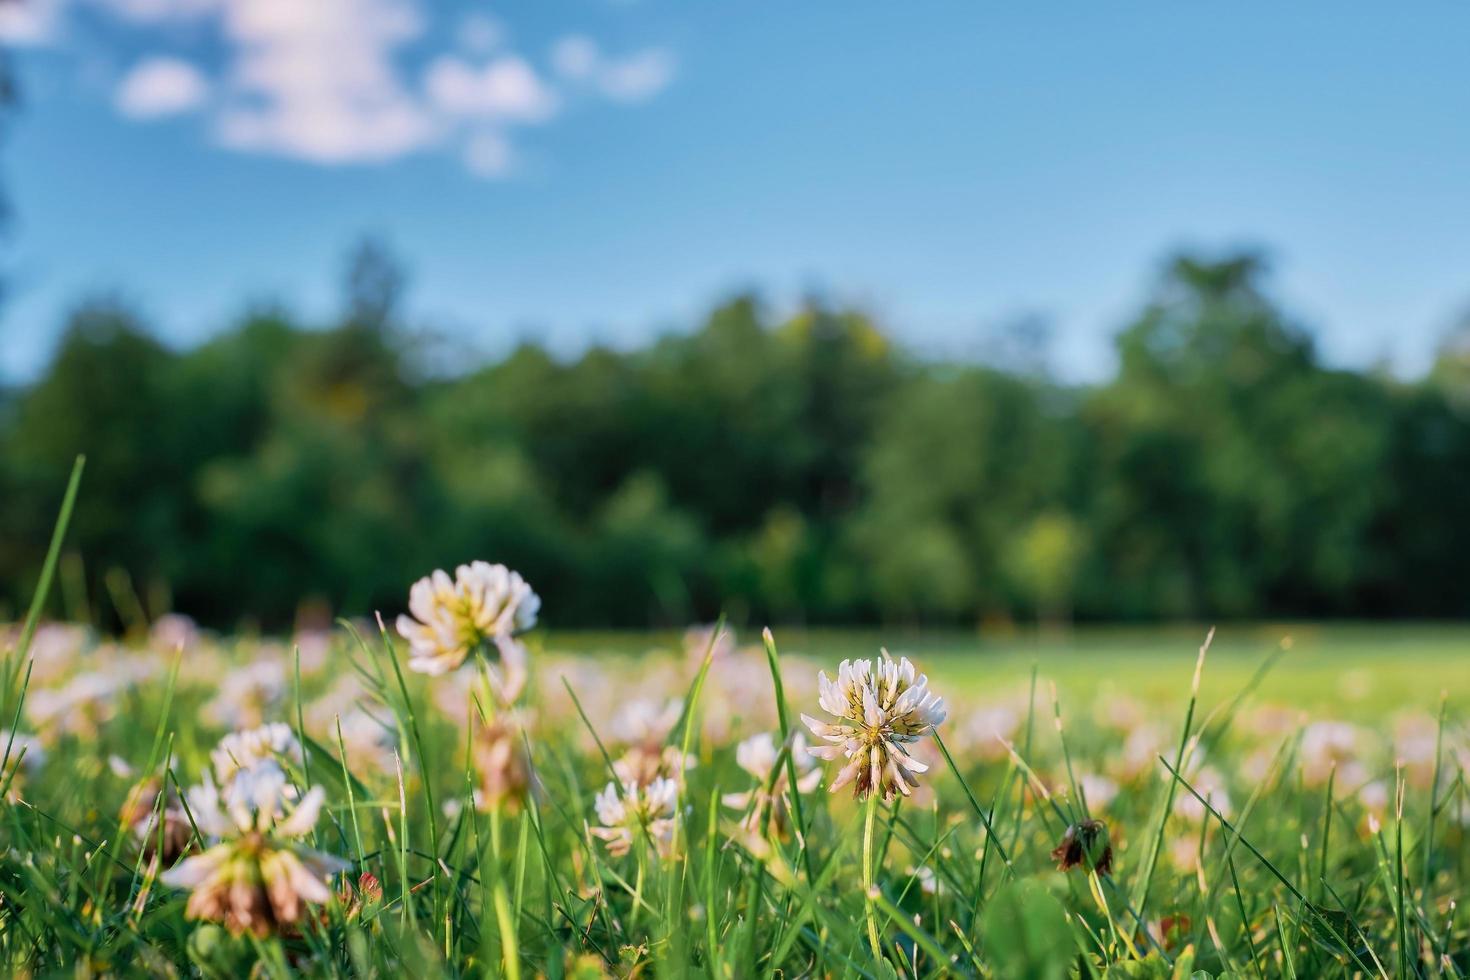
1, 470, 1467, 977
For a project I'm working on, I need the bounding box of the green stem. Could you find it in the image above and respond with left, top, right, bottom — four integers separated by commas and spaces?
862, 790, 883, 961
490, 805, 521, 980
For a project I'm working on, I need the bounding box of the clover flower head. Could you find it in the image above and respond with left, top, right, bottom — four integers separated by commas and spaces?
611, 698, 683, 748
721, 731, 822, 836
161, 764, 347, 937
211, 722, 301, 790
474, 712, 535, 811
613, 745, 695, 787
589, 777, 679, 857
801, 651, 946, 802
396, 562, 539, 677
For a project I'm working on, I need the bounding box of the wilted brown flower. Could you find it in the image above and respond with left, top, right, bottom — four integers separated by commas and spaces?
120, 777, 195, 865
1052, 819, 1113, 876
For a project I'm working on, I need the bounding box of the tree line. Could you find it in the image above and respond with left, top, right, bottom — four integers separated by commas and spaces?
2, 247, 1468, 630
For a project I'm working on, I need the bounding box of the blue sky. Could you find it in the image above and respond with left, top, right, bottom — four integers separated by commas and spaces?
3, 2, 1469, 382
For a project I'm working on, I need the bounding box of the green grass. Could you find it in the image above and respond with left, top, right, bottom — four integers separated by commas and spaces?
2, 465, 1468, 976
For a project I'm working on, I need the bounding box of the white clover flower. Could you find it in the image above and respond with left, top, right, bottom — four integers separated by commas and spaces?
613, 745, 695, 787
721, 732, 822, 836
611, 697, 684, 748
801, 651, 946, 802
26, 671, 128, 738
474, 711, 535, 812
211, 723, 302, 791
203, 658, 287, 729
149, 613, 200, 652
1173, 764, 1232, 823
589, 777, 679, 858
1079, 772, 1120, 811
1300, 720, 1368, 787
396, 562, 539, 677
161, 763, 347, 937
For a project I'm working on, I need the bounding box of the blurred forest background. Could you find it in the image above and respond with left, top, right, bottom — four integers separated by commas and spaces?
3, 240, 1469, 630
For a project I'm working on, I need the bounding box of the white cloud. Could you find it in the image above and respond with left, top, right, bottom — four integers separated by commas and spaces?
115, 56, 210, 117
213, 0, 437, 163
425, 55, 558, 123
0, 0, 66, 44
550, 35, 676, 103
12, 0, 678, 174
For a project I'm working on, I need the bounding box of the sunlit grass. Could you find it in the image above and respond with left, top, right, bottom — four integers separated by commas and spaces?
1, 462, 1467, 976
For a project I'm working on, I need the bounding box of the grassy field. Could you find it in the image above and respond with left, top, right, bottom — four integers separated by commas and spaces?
0, 470, 1465, 979
553, 622, 1470, 715
2, 610, 1467, 977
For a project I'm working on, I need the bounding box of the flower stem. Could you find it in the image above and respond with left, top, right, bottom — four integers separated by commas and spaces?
862, 790, 883, 960
489, 805, 520, 980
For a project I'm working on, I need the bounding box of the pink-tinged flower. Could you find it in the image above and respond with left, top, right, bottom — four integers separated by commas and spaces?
721, 731, 822, 837
475, 712, 535, 812
396, 562, 539, 678
589, 777, 679, 858
161, 764, 347, 937
801, 651, 946, 802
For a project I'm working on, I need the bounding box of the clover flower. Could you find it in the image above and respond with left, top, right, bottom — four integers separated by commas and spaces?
611, 698, 683, 747
721, 732, 821, 836
160, 763, 347, 937
396, 562, 539, 677
202, 658, 287, 729
589, 777, 679, 858
474, 712, 535, 812
801, 652, 946, 802
211, 722, 302, 790
613, 745, 695, 787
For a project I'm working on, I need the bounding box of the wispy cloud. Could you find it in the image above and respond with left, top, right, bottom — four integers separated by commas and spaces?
552, 34, 677, 104
1, 0, 677, 177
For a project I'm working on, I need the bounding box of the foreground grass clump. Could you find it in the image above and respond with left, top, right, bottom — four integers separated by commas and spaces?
0, 478, 1466, 976
3, 607, 1468, 977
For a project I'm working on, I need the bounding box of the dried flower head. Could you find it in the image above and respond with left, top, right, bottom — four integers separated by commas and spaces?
589, 777, 679, 858
160, 763, 347, 937
1052, 819, 1113, 876
396, 562, 539, 677
120, 777, 194, 865
721, 732, 822, 837
801, 651, 946, 801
